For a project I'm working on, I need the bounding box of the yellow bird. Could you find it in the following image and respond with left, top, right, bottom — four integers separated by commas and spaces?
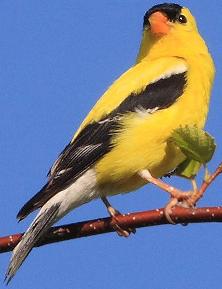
6, 3, 215, 283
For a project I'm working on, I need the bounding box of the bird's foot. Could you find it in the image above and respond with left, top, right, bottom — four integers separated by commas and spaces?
108, 206, 136, 237
164, 196, 194, 224
101, 197, 136, 237
138, 169, 194, 224
164, 178, 204, 223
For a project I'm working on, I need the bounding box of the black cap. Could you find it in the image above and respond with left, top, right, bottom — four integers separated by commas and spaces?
143, 3, 182, 27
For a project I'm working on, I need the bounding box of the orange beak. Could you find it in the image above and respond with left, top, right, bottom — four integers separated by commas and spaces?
149, 11, 170, 36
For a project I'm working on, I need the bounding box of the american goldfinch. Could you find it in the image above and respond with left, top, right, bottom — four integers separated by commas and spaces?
6, 3, 215, 283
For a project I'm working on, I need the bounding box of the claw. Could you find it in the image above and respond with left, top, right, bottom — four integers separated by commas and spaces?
138, 169, 196, 224
164, 197, 194, 224
164, 198, 178, 224
101, 197, 136, 237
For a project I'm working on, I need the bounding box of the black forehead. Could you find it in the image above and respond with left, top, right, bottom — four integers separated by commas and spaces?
143, 3, 182, 26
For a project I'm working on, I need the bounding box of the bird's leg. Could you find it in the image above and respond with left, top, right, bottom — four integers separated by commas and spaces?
138, 170, 193, 224
101, 196, 136, 237
138, 170, 193, 200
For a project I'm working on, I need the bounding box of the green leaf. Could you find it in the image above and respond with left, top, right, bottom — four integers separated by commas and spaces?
175, 159, 202, 179
171, 126, 216, 164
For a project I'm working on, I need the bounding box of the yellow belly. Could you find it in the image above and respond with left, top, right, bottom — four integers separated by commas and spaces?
95, 111, 185, 195
95, 59, 212, 195
95, 88, 208, 195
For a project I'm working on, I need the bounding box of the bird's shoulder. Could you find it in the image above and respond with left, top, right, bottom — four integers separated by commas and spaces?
73, 56, 188, 141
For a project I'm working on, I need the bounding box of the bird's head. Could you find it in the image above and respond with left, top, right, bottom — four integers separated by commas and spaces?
136, 3, 207, 62
143, 3, 197, 37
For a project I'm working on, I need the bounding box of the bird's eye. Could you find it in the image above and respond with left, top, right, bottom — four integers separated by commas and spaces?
178, 14, 187, 24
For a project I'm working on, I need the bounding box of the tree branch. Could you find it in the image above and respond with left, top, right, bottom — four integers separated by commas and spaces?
1, 162, 221, 254
1, 206, 222, 254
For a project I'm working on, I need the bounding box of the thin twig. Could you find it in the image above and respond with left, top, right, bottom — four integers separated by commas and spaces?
187, 162, 222, 205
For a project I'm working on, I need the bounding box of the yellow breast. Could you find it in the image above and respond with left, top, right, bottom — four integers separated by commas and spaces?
95, 54, 214, 195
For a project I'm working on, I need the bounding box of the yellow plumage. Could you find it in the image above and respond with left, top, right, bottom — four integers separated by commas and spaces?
6, 4, 215, 283
73, 7, 215, 194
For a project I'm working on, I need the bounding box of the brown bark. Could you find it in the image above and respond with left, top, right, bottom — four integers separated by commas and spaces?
1, 206, 222, 254
1, 162, 221, 254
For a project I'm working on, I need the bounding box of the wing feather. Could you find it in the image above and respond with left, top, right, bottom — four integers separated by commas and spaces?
17, 65, 187, 220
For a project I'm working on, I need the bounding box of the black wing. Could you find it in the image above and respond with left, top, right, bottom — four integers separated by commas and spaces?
17, 72, 187, 220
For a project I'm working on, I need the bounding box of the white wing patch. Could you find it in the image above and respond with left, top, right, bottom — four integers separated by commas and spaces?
98, 115, 121, 124
135, 106, 159, 118
150, 63, 188, 84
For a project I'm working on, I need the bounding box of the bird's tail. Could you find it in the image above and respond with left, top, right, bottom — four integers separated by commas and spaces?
5, 204, 60, 285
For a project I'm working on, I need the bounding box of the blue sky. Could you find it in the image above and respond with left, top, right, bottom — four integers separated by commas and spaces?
1, 1, 222, 288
